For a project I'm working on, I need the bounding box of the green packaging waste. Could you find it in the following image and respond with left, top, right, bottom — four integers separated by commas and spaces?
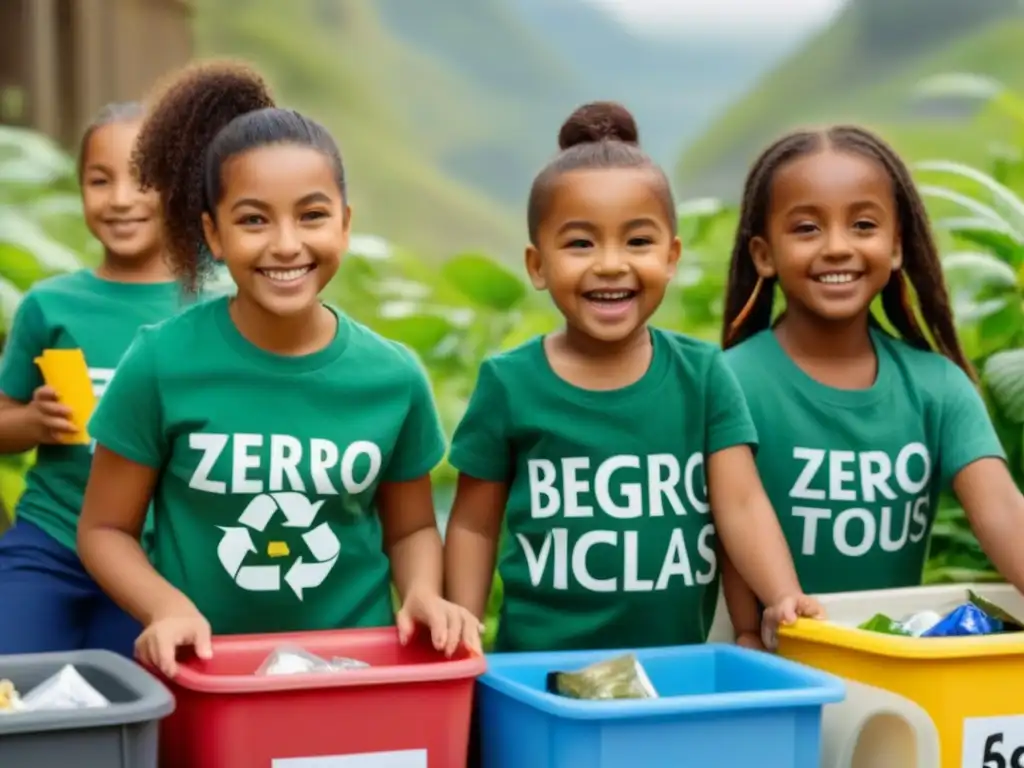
858, 613, 911, 636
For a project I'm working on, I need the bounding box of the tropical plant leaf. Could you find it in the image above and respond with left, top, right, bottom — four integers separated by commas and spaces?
0, 243, 50, 290
26, 194, 95, 258
984, 143, 1024, 189
918, 184, 1021, 239
917, 161, 1024, 238
0, 276, 24, 331
983, 349, 1024, 423
499, 308, 559, 349
371, 312, 455, 358
0, 125, 76, 187
919, 184, 1018, 236
0, 461, 26, 522
935, 216, 1024, 266
942, 251, 1018, 323
347, 234, 392, 261
914, 73, 1004, 101
983, 383, 1024, 477
0, 208, 82, 277
977, 305, 1024, 359
676, 197, 733, 247
913, 73, 1024, 127
441, 252, 526, 312
923, 567, 1001, 585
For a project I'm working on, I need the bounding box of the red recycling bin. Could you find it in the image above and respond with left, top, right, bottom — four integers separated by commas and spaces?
158, 626, 485, 768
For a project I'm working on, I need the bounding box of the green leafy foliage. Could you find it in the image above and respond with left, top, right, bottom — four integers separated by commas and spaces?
441, 253, 526, 312
908, 76, 1024, 583
0, 127, 95, 532
4, 72, 1024, 631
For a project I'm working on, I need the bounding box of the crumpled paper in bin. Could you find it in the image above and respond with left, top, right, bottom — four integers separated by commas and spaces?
0, 665, 109, 714
546, 653, 658, 701
22, 665, 109, 712
255, 645, 370, 676
0, 680, 24, 712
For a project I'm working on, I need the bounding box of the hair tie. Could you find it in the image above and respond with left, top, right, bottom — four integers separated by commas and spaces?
727, 276, 765, 345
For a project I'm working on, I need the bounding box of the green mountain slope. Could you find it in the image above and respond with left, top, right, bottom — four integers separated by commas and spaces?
380, 0, 795, 205
510, 0, 796, 171
374, 0, 583, 209
676, 1, 1024, 200
194, 0, 523, 258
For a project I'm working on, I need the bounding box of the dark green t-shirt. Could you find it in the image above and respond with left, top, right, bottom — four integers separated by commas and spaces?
449, 328, 757, 652
88, 296, 446, 636
725, 328, 1005, 594
0, 270, 183, 551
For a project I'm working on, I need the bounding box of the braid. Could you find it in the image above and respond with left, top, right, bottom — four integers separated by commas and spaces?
721, 125, 975, 383
722, 131, 822, 348
827, 126, 975, 381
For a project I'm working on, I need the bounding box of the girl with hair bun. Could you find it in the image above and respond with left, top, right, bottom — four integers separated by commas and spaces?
444, 102, 820, 653
77, 60, 481, 677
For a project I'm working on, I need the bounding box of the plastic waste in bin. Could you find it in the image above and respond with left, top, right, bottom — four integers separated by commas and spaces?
779, 583, 1024, 768
158, 626, 486, 768
477, 643, 845, 768
0, 649, 174, 768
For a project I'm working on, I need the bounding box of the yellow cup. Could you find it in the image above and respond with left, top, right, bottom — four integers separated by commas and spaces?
34, 349, 96, 445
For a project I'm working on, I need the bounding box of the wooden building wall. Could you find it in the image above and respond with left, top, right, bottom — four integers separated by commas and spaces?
0, 0, 193, 148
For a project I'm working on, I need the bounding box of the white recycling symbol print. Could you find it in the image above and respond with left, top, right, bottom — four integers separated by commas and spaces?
216, 492, 340, 600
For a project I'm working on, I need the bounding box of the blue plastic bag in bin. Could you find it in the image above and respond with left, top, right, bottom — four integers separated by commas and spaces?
922, 603, 1001, 637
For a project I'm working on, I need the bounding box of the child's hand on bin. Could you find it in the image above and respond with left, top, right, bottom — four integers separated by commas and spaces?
735, 631, 767, 652
761, 595, 825, 651
136, 610, 214, 678
395, 588, 484, 657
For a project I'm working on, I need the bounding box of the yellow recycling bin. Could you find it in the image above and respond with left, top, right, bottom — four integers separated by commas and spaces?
779, 583, 1024, 768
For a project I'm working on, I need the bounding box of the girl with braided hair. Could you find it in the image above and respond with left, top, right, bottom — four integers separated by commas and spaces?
720, 125, 1024, 650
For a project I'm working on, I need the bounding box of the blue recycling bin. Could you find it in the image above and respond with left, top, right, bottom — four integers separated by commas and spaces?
477, 643, 845, 768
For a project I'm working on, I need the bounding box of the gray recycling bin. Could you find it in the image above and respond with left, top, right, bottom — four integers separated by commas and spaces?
0, 649, 174, 767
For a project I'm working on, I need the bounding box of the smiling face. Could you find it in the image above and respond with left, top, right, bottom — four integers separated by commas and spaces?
203, 143, 350, 318
81, 120, 162, 260
526, 167, 680, 344
751, 147, 902, 323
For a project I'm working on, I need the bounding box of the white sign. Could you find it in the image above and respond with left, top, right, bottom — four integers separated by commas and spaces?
272, 750, 426, 768
963, 715, 1024, 767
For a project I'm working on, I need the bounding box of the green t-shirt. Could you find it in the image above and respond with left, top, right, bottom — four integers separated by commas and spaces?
87, 296, 446, 636
449, 328, 757, 652
725, 328, 1005, 594
0, 270, 184, 551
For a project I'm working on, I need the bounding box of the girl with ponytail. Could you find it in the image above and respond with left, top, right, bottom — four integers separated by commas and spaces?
78, 61, 481, 676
